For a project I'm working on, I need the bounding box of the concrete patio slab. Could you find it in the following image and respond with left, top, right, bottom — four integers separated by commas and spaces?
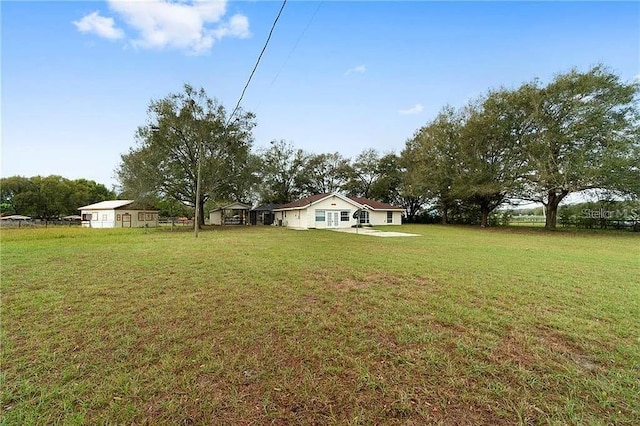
330, 228, 420, 237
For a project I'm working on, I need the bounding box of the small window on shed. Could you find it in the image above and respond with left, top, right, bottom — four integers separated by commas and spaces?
387, 211, 393, 223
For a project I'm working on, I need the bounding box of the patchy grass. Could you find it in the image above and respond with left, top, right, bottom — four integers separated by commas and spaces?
1, 225, 639, 425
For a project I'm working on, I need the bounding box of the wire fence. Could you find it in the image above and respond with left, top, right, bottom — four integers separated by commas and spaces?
0, 217, 197, 228
0, 219, 83, 228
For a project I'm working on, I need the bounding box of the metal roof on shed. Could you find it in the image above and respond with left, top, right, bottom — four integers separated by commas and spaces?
78, 200, 135, 210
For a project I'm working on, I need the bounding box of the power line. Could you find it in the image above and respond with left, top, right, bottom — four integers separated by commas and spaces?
269, 1, 323, 88
227, 0, 288, 126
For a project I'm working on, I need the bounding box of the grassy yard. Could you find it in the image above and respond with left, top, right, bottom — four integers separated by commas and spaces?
1, 225, 639, 425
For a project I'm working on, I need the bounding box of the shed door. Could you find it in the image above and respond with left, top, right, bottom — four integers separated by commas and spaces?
122, 213, 131, 228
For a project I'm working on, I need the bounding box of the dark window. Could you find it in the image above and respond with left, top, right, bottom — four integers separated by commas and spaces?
359, 210, 369, 224
341, 211, 350, 221
387, 211, 393, 223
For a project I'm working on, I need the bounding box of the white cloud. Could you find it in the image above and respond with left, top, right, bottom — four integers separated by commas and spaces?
73, 1, 250, 54
344, 64, 366, 76
398, 104, 424, 115
213, 14, 250, 39
73, 11, 124, 40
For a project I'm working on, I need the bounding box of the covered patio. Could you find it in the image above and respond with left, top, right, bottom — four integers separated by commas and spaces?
209, 202, 251, 225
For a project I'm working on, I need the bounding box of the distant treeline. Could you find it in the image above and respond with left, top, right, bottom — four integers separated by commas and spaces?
1, 176, 116, 220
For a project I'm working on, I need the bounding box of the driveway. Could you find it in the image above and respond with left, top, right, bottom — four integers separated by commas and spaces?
330, 228, 420, 237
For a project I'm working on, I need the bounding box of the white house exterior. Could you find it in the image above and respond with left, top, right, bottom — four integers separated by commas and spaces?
273, 193, 403, 230
78, 200, 159, 229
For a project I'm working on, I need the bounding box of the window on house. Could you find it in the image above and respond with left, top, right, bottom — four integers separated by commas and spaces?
116, 214, 121, 221
359, 210, 369, 224
82, 213, 92, 221
387, 211, 393, 223
146, 213, 154, 221
315, 210, 325, 221
102, 214, 108, 221
138, 212, 144, 221
341, 211, 350, 221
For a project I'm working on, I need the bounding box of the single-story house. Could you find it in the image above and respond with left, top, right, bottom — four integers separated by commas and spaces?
249, 203, 279, 226
209, 202, 251, 225
78, 200, 159, 228
272, 193, 404, 229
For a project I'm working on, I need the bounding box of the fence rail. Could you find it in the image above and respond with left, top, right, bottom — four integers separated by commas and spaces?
560, 218, 639, 231
0, 219, 81, 228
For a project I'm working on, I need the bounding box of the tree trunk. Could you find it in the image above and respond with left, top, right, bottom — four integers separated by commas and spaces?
441, 206, 448, 225
544, 191, 567, 230
480, 203, 490, 227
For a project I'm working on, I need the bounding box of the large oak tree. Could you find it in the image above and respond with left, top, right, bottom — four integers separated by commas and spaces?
117, 85, 255, 226
455, 91, 529, 226
256, 140, 309, 204
403, 107, 462, 224
517, 66, 640, 229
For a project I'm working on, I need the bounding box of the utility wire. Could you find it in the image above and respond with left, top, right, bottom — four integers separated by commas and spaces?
227, 0, 288, 126
269, 1, 323, 88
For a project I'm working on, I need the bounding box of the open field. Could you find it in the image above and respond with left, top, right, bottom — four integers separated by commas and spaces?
2, 225, 639, 425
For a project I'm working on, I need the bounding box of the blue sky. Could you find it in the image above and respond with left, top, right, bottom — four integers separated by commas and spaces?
2, 1, 639, 189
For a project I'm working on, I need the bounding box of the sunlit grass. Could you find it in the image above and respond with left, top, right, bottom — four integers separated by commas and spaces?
2, 225, 638, 424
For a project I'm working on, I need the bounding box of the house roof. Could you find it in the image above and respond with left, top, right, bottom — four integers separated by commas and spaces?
0, 214, 31, 220
251, 203, 280, 211
273, 194, 336, 210
348, 197, 404, 211
78, 200, 134, 210
273, 193, 404, 211
210, 202, 251, 212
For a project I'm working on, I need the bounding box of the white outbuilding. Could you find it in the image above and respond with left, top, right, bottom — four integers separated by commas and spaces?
209, 202, 251, 225
78, 200, 159, 228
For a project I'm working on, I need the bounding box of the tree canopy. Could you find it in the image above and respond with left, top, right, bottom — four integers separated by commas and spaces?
12, 66, 629, 229
116, 84, 256, 226
403, 65, 640, 228
515, 66, 640, 228
0, 176, 115, 219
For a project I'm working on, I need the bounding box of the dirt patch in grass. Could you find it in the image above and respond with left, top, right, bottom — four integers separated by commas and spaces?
536, 325, 601, 373
487, 331, 539, 369
317, 271, 441, 293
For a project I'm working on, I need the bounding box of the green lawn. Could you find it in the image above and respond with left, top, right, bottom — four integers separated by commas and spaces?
2, 225, 639, 425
